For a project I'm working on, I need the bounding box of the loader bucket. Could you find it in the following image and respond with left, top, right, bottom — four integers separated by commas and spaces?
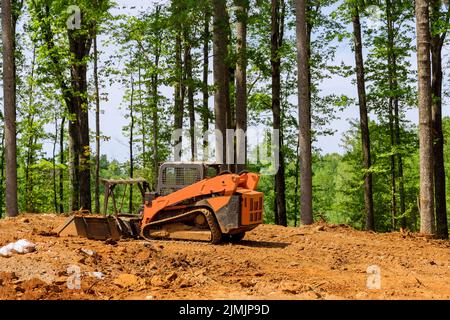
53, 215, 121, 241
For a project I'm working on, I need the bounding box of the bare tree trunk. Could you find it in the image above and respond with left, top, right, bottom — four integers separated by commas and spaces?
94, 35, 101, 214
395, 98, 406, 229
184, 39, 196, 161
53, 116, 58, 213
129, 74, 135, 214
388, 101, 397, 229
235, 0, 248, 173
2, 0, 19, 217
415, 0, 435, 235
213, 0, 230, 171
151, 26, 161, 190
386, 0, 406, 230
271, 0, 287, 226
59, 117, 65, 213
174, 32, 184, 160
139, 58, 146, 170
351, 4, 374, 231
430, 0, 449, 239
68, 28, 93, 213
295, 0, 313, 225
0, 127, 5, 217
202, 7, 210, 161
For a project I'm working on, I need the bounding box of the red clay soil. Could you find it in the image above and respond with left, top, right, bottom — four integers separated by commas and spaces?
0, 214, 449, 300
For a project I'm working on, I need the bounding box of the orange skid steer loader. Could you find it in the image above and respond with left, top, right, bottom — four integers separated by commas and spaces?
55, 162, 264, 244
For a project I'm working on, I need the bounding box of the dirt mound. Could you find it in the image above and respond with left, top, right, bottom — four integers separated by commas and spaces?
0, 214, 449, 300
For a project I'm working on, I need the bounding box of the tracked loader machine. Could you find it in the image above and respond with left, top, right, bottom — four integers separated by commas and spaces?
55, 162, 264, 244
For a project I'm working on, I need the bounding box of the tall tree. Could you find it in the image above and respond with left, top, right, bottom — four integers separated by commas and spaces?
415, 0, 435, 234
94, 34, 101, 214
430, 0, 449, 239
350, 0, 374, 231
129, 73, 135, 214
295, 0, 313, 225
59, 117, 65, 213
30, 0, 110, 212
271, 0, 287, 226
68, 23, 93, 212
2, 0, 19, 217
202, 5, 211, 160
184, 36, 196, 161
173, 17, 184, 161
235, 0, 248, 172
213, 0, 230, 170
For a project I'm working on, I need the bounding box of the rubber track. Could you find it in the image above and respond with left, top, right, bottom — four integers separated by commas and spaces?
141, 208, 222, 244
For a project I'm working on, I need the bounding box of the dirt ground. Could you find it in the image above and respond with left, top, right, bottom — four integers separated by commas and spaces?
0, 214, 449, 300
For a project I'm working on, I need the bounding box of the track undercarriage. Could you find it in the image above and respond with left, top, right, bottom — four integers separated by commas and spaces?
141, 208, 223, 244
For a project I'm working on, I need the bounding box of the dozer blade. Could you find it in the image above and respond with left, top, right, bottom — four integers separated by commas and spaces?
53, 215, 121, 241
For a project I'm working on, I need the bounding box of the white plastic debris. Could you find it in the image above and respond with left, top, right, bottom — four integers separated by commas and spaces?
89, 272, 105, 279
80, 248, 97, 256
0, 239, 36, 257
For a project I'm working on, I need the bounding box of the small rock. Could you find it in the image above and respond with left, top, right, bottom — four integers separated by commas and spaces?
145, 295, 154, 300
46, 284, 63, 293
20, 218, 30, 223
53, 276, 67, 285
315, 226, 325, 232
105, 239, 117, 246
14, 285, 25, 293
166, 272, 178, 282
240, 280, 256, 288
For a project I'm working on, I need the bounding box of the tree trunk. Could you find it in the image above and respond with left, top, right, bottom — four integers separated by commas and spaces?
94, 35, 101, 214
386, 0, 405, 230
53, 116, 58, 213
184, 39, 196, 161
2, 0, 19, 217
213, 0, 230, 170
202, 7, 210, 161
430, 0, 448, 239
295, 0, 313, 225
271, 0, 287, 226
415, 0, 435, 235
0, 127, 5, 217
395, 97, 406, 229
59, 117, 66, 213
129, 74, 135, 214
68, 28, 93, 212
151, 30, 161, 190
174, 32, 184, 161
351, 4, 374, 231
139, 59, 147, 170
235, 0, 248, 173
